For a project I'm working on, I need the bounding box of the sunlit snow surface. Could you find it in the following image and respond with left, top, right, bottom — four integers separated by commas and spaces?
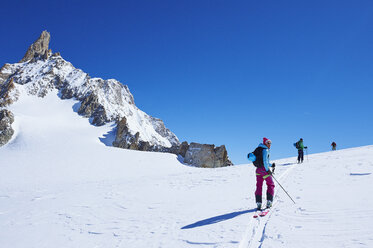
1, 91, 373, 248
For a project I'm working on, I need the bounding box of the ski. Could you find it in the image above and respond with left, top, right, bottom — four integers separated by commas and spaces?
253, 210, 261, 218
259, 209, 270, 217
253, 208, 270, 218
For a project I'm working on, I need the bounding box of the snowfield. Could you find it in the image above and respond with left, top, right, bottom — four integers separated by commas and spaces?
0, 91, 372, 248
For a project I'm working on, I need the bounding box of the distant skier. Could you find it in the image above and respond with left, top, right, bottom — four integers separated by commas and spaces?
331, 142, 337, 151
249, 137, 275, 210
294, 138, 307, 163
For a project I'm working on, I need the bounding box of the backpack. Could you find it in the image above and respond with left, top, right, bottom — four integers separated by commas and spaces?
247, 147, 264, 167
294, 141, 300, 149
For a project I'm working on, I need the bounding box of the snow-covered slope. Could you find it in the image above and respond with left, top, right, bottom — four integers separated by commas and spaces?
0, 89, 372, 247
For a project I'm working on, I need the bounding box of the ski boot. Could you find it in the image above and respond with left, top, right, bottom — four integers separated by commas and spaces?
256, 202, 262, 210
266, 200, 272, 208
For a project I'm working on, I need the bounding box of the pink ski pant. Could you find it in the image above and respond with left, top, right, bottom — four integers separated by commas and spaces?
255, 167, 275, 200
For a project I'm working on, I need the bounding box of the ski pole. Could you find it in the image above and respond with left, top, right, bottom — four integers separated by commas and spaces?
305, 148, 309, 162
271, 174, 296, 204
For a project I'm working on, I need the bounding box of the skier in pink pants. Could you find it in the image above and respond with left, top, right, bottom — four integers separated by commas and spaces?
248, 137, 275, 210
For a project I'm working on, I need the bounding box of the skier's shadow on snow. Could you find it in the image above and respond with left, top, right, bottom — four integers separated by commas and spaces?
181, 208, 256, 229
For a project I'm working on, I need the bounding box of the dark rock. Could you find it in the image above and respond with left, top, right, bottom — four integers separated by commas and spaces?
51, 52, 61, 57
112, 117, 135, 149
78, 93, 108, 126
53, 75, 64, 89
0, 64, 12, 84
139, 140, 151, 151
178, 141, 189, 157
0, 109, 15, 146
0, 79, 18, 107
214, 145, 233, 167
59, 87, 75, 99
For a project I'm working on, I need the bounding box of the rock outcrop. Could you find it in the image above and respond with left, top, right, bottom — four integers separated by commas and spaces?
113, 117, 164, 151
78, 93, 109, 126
178, 141, 189, 158
111, 120, 233, 168
183, 142, 232, 168
113, 117, 138, 150
0, 109, 14, 146
0, 64, 12, 84
0, 79, 18, 107
19, 30, 51, 63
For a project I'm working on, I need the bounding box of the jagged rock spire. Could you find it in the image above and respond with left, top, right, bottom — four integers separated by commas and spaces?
19, 30, 51, 63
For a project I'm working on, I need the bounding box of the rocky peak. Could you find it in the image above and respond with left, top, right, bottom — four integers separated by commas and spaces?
19, 30, 51, 63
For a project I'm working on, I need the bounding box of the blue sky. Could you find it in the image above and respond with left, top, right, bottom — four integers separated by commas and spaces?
1, 0, 373, 164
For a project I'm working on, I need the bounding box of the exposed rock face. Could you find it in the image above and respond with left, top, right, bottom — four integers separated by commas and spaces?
0, 64, 20, 106
113, 117, 134, 149
178, 141, 189, 158
184, 142, 233, 168
0, 64, 12, 84
113, 117, 164, 152
0, 109, 14, 146
78, 93, 108, 126
20, 30, 51, 63
214, 145, 231, 166
112, 125, 234, 168
0, 79, 19, 107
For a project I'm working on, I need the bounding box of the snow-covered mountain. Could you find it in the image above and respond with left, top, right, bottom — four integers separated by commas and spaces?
0, 30, 179, 151
0, 31, 232, 167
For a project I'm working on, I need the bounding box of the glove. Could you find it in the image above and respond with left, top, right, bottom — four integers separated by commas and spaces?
272, 163, 276, 168
304, 146, 308, 149
267, 170, 273, 175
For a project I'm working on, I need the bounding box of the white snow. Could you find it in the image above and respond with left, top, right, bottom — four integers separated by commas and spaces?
1, 91, 373, 247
